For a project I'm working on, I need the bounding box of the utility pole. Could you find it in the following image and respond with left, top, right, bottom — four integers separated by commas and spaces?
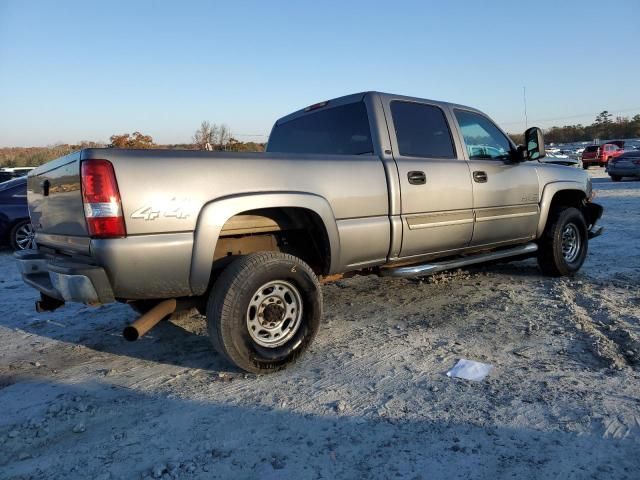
523, 86, 528, 130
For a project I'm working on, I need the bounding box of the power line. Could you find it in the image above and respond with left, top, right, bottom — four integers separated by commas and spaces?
523, 86, 528, 130
231, 133, 269, 138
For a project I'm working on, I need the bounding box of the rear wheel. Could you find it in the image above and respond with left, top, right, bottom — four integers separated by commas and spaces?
10, 220, 36, 250
582, 163, 589, 170
537, 207, 588, 277
206, 252, 322, 373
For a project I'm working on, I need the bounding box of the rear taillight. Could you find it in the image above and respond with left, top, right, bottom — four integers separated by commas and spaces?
81, 159, 126, 238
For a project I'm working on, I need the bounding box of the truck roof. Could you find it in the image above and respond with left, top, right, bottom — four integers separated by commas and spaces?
274, 91, 482, 126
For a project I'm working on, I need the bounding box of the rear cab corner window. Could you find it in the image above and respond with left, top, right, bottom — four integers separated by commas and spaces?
390, 101, 456, 159
454, 109, 513, 161
266, 101, 374, 155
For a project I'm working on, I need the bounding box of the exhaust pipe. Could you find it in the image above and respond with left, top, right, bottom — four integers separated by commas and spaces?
123, 299, 177, 341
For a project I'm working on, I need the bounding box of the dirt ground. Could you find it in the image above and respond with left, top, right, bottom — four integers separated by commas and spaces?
1, 168, 639, 480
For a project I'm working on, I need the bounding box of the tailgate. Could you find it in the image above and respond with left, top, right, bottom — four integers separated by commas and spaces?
28, 151, 89, 247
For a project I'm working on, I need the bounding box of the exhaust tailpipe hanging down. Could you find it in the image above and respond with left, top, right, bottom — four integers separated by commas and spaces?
123, 299, 177, 341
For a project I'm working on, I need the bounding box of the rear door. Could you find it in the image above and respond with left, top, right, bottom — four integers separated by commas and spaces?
384, 99, 474, 258
451, 109, 539, 247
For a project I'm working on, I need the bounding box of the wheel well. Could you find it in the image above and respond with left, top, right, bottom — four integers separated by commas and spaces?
211, 207, 331, 276
549, 190, 586, 212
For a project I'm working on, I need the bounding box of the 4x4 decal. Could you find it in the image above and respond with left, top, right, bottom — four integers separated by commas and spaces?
131, 198, 192, 220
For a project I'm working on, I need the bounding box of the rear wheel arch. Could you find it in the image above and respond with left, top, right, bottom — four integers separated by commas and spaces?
189, 193, 339, 295
212, 207, 332, 275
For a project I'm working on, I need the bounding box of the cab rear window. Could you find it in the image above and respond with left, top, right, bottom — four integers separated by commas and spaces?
267, 102, 373, 155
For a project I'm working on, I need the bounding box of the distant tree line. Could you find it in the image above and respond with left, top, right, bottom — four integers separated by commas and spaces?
509, 111, 640, 145
6, 110, 638, 168
0, 121, 266, 167
0, 142, 104, 168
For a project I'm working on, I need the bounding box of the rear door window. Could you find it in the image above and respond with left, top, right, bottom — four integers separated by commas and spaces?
454, 109, 513, 161
267, 102, 373, 155
390, 101, 455, 158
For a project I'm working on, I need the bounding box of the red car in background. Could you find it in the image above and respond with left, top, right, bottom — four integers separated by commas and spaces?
581, 141, 625, 169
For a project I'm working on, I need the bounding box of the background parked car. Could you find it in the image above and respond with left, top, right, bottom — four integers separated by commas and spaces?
608, 151, 640, 182
0, 167, 35, 183
581, 143, 624, 168
0, 176, 35, 250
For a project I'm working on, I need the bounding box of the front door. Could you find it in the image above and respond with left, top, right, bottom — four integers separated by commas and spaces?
386, 100, 474, 258
452, 109, 540, 247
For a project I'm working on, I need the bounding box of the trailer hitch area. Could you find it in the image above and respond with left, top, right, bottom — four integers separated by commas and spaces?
35, 293, 65, 313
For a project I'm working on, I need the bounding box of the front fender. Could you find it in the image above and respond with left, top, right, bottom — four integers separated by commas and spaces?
536, 181, 586, 237
189, 192, 340, 295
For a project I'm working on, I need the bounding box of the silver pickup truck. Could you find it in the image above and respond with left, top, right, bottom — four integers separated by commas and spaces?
16, 91, 603, 373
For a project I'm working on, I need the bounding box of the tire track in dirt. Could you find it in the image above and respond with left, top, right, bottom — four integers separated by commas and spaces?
557, 280, 639, 370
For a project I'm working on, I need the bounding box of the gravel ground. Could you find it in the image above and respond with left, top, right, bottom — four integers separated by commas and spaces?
1, 168, 639, 480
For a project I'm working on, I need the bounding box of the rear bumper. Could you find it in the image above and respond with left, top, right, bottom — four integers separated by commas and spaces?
14, 250, 115, 304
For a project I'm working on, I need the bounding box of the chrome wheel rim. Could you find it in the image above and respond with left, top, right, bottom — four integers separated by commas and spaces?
15, 223, 36, 250
561, 223, 581, 263
246, 280, 303, 348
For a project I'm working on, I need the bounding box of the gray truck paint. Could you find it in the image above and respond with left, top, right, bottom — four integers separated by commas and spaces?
22, 91, 597, 303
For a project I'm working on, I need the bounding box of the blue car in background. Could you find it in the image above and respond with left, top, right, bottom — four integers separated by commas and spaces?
0, 177, 35, 250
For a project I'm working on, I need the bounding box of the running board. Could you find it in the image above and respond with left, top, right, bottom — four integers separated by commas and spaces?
379, 243, 538, 278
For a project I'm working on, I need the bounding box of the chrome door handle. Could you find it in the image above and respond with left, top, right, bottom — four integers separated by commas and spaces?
473, 171, 488, 183
408, 171, 426, 185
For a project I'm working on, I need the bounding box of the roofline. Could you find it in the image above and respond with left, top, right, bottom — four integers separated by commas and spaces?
272, 91, 483, 127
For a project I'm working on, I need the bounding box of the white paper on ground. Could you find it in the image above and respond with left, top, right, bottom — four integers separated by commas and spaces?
446, 359, 494, 381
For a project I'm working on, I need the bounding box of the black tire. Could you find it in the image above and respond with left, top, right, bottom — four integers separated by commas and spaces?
10, 220, 36, 250
610, 175, 622, 182
582, 164, 589, 170
537, 207, 588, 277
206, 251, 322, 373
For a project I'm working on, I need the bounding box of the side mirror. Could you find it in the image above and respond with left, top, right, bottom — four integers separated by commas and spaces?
524, 127, 545, 160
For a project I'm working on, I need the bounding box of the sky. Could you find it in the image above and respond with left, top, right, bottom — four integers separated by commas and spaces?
1, 0, 639, 147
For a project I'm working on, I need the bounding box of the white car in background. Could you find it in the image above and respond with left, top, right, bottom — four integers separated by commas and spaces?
540, 152, 582, 168
0, 167, 36, 183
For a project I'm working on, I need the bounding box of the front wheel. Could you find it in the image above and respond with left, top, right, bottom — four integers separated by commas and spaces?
537, 207, 588, 277
206, 252, 322, 373
610, 175, 622, 182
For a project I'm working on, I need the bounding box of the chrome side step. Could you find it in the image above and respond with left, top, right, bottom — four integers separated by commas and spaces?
380, 242, 538, 278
